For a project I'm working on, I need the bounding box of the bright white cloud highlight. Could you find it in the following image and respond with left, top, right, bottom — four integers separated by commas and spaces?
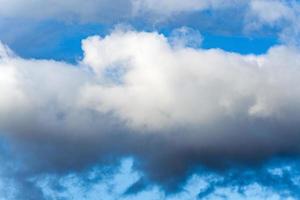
1, 28, 300, 133
79, 30, 300, 130
1, 28, 300, 131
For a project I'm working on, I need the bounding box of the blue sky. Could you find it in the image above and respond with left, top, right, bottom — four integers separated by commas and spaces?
1, 0, 300, 199
0, 19, 278, 63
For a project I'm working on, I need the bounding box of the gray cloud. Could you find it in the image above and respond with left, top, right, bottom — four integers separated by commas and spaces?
0, 0, 241, 22
1, 29, 300, 198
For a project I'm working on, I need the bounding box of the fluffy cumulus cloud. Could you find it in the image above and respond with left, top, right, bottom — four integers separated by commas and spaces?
1, 28, 300, 198
1, 1, 300, 199
80, 30, 300, 130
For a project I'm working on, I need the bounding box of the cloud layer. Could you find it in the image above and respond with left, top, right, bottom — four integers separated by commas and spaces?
1, 29, 300, 196
1, 1, 300, 199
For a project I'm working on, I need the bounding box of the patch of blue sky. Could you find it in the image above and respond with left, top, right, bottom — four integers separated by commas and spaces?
161, 27, 278, 54
0, 20, 109, 63
0, 137, 18, 200
200, 33, 278, 55
0, 20, 279, 64
21, 157, 300, 200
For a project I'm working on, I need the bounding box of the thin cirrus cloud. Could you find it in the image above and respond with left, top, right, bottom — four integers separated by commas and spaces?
1, 27, 300, 194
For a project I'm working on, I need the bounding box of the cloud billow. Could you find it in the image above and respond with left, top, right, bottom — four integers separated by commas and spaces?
1, 28, 300, 196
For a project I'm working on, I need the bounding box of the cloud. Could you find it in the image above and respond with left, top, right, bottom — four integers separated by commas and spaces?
131, 0, 240, 16
0, 0, 292, 28
1, 29, 300, 197
0, 0, 133, 23
3, 157, 299, 200
247, 0, 300, 45
80, 29, 300, 130
249, 0, 293, 24
0, 0, 230, 22
168, 26, 203, 48
1, 0, 299, 49
0, 0, 246, 19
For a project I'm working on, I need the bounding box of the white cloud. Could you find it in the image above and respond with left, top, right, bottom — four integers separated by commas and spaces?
247, 0, 300, 45
1, 29, 300, 131
1, 30, 300, 190
79, 30, 300, 130
0, 41, 92, 133
249, 0, 293, 24
1, 28, 300, 133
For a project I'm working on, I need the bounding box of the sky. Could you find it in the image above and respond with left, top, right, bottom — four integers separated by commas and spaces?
1, 0, 300, 199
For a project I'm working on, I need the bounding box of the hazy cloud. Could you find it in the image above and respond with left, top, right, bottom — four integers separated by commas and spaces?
247, 0, 300, 45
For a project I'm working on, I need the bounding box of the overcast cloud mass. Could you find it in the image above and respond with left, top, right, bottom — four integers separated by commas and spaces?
1, 0, 300, 199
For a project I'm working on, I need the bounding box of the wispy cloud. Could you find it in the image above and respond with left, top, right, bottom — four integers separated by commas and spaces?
2, 157, 299, 199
